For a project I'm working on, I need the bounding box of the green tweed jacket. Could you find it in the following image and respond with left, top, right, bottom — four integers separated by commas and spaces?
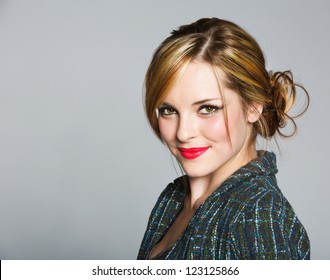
137, 151, 310, 260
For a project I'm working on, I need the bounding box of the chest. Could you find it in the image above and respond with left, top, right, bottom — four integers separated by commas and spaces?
150, 197, 241, 259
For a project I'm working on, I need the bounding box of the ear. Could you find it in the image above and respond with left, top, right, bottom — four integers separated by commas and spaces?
247, 102, 263, 123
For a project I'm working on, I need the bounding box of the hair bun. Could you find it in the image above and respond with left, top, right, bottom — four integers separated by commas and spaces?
261, 70, 309, 138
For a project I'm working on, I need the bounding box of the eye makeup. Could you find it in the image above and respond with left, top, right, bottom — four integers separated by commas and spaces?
198, 104, 223, 115
158, 105, 177, 116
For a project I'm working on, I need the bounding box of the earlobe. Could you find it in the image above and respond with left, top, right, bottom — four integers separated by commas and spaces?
247, 102, 263, 123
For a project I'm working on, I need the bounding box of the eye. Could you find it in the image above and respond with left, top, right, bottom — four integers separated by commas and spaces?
199, 105, 222, 115
158, 106, 177, 116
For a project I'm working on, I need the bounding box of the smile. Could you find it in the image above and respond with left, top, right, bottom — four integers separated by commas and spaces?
178, 147, 209, 160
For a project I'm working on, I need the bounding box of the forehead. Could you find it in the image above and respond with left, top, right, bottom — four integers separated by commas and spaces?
163, 61, 228, 104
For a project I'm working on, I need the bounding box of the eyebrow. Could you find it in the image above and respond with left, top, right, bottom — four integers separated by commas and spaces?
160, 98, 222, 108
192, 98, 222, 106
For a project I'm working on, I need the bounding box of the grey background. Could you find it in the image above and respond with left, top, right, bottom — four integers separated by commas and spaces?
0, 0, 328, 259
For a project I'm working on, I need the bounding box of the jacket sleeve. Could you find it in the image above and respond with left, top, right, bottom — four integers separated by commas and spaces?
137, 180, 184, 259
227, 190, 310, 260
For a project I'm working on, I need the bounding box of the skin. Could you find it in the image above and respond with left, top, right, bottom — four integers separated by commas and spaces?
150, 61, 261, 258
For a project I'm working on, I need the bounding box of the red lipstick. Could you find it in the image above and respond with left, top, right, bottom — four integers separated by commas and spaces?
178, 147, 209, 160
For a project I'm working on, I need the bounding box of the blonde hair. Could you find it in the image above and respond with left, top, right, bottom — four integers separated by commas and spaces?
144, 18, 309, 142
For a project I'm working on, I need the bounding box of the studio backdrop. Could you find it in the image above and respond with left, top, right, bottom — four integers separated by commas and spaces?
0, 0, 329, 259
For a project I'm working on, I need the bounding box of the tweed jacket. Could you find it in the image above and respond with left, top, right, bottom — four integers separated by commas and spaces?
137, 151, 310, 260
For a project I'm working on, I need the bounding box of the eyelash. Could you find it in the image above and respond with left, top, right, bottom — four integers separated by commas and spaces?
158, 106, 177, 116
158, 104, 223, 117
199, 105, 222, 115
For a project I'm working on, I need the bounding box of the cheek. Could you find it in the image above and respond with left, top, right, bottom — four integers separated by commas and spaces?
158, 119, 176, 142
201, 117, 228, 142
201, 110, 248, 148
227, 109, 249, 146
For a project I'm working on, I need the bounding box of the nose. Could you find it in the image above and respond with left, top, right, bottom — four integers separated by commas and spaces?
176, 114, 197, 143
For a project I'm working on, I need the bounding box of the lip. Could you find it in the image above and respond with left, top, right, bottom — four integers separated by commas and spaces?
178, 147, 209, 160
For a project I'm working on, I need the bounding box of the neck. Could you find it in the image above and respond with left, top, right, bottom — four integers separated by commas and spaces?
186, 146, 257, 211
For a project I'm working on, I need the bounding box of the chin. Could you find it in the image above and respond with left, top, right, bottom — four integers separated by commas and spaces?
180, 165, 212, 179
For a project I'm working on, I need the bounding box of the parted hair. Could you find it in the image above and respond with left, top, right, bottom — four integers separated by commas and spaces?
144, 18, 309, 142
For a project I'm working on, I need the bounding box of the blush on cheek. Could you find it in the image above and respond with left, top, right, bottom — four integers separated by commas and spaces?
158, 119, 176, 143
227, 108, 249, 149
202, 117, 229, 143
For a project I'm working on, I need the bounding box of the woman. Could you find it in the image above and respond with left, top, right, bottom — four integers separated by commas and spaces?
138, 18, 310, 260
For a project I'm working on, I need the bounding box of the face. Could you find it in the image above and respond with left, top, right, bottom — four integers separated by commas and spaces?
157, 61, 257, 182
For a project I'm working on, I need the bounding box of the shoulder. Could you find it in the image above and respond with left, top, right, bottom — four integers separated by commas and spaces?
227, 177, 310, 259
227, 173, 299, 229
157, 176, 186, 201
228, 173, 282, 210
231, 175, 309, 246
137, 176, 187, 259
149, 176, 186, 214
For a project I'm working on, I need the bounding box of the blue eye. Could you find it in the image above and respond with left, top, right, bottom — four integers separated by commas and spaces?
158, 106, 177, 116
199, 105, 222, 115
